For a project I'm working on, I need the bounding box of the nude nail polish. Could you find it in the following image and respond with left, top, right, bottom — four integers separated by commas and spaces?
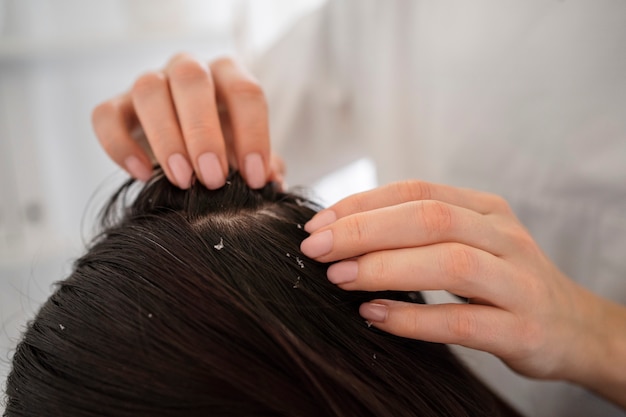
168, 153, 193, 189
327, 261, 358, 284
245, 153, 266, 189
300, 230, 333, 258
124, 155, 152, 181
360, 303, 388, 323
198, 153, 226, 189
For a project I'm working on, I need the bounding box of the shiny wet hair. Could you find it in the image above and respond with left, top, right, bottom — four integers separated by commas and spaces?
3, 170, 521, 417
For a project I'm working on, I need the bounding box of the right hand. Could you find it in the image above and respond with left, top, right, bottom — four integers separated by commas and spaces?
92, 54, 283, 190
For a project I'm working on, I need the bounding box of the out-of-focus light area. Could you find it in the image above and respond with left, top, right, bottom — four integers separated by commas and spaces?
0, 0, 376, 401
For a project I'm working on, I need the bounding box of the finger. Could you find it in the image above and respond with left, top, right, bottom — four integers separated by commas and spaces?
359, 300, 523, 359
92, 93, 153, 181
268, 153, 287, 190
305, 180, 511, 233
328, 243, 516, 308
210, 57, 270, 189
131, 70, 193, 189
301, 200, 509, 262
165, 54, 227, 189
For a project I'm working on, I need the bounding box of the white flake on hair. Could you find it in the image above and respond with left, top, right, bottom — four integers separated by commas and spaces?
226, 180, 232, 185
59, 324, 65, 330
373, 353, 377, 360
147, 313, 153, 318
296, 256, 305, 269
214, 237, 225, 250
365, 320, 373, 328
297, 224, 303, 229
295, 198, 305, 206
286, 253, 291, 257
293, 276, 301, 289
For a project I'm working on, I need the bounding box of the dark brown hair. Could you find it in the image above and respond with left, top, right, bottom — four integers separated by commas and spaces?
3, 170, 521, 417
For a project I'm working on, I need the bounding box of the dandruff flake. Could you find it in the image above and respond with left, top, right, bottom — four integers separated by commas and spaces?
293, 276, 301, 289
214, 237, 225, 250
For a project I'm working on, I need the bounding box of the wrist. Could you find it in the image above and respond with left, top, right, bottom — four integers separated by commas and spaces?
563, 287, 626, 408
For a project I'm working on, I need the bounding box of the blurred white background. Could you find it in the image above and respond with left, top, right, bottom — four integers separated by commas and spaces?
0, 0, 378, 405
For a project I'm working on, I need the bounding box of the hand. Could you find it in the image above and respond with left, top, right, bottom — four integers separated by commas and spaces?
300, 180, 626, 403
92, 54, 284, 189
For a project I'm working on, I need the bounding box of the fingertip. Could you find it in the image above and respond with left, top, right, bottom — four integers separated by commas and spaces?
244, 152, 266, 189
327, 260, 358, 285
198, 152, 226, 190
359, 302, 389, 323
124, 155, 153, 182
300, 229, 333, 259
168, 153, 193, 189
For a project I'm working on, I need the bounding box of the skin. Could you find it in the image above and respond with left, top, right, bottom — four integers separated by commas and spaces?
92, 54, 284, 190
93, 54, 625, 410
300, 181, 626, 409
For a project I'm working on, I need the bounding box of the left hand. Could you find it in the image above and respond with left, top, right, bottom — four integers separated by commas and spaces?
299, 180, 602, 382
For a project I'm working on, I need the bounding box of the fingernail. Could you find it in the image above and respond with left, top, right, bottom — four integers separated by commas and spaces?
327, 261, 358, 284
245, 153, 266, 189
300, 230, 333, 259
198, 152, 226, 189
305, 210, 337, 233
168, 153, 193, 189
359, 303, 388, 323
124, 155, 152, 181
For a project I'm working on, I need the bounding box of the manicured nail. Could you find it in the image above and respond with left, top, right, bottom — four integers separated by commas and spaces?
168, 153, 193, 189
327, 261, 358, 284
359, 303, 388, 323
305, 210, 337, 233
245, 153, 266, 189
300, 230, 333, 259
198, 152, 225, 189
124, 155, 152, 181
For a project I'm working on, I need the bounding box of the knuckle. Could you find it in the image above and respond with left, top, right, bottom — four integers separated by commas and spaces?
488, 193, 512, 214
395, 179, 433, 202
510, 319, 544, 360
184, 121, 215, 139
151, 126, 182, 147
169, 51, 193, 62
414, 200, 454, 235
345, 214, 371, 247
445, 307, 478, 342
91, 100, 117, 127
226, 79, 264, 99
210, 55, 236, 70
169, 58, 209, 83
439, 244, 478, 285
349, 193, 369, 215
506, 223, 538, 254
132, 71, 166, 98
364, 254, 392, 286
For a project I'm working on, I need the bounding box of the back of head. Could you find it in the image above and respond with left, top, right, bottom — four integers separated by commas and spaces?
4, 171, 519, 417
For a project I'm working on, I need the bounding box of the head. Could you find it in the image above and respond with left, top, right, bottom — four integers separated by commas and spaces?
4, 170, 518, 417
